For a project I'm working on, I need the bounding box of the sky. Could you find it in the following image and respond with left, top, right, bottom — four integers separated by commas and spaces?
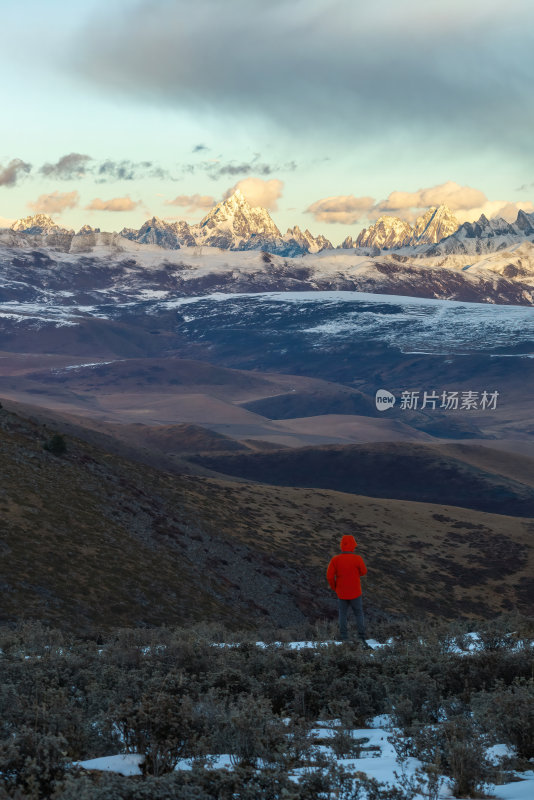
1, 0, 534, 244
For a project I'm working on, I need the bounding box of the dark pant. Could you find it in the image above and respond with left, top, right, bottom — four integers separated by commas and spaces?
338, 596, 365, 639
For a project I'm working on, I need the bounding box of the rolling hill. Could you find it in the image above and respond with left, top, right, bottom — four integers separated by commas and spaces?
187, 442, 534, 517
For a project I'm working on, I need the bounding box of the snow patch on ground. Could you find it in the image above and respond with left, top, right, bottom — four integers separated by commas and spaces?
74, 727, 534, 800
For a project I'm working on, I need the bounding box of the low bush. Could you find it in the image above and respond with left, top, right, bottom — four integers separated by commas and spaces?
472, 678, 534, 760
0, 615, 530, 797
406, 715, 491, 798
0, 727, 68, 800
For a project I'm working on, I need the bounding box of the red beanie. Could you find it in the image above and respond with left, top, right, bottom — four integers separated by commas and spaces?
341, 535, 357, 551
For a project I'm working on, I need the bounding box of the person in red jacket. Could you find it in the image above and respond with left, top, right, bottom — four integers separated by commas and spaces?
327, 535, 368, 645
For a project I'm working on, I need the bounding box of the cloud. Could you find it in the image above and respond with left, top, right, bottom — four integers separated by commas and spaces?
40, 153, 92, 179
376, 182, 488, 216
165, 194, 215, 212
223, 177, 283, 210
0, 158, 31, 186
374, 183, 534, 224
36, 155, 172, 183
71, 0, 534, 154
193, 144, 208, 153
0, 216, 14, 227
28, 190, 80, 215
85, 196, 140, 212
306, 195, 376, 224
213, 161, 273, 178
454, 199, 534, 224
180, 158, 297, 181
95, 159, 171, 182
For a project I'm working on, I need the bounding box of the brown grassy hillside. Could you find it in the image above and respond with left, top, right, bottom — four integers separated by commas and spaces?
0, 402, 532, 633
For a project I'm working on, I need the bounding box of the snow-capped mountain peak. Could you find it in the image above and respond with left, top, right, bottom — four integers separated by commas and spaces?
194, 190, 282, 249
10, 214, 73, 235
283, 226, 332, 253
77, 224, 101, 235
411, 205, 460, 244
120, 216, 197, 249
356, 216, 413, 249
422, 208, 534, 256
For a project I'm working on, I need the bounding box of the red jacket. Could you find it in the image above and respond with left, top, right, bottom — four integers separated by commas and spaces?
327, 535, 367, 599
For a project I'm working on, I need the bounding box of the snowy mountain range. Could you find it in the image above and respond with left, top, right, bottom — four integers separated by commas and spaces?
2, 191, 534, 261
5, 191, 333, 258
1, 227, 534, 312
2, 189, 534, 310
123, 191, 334, 256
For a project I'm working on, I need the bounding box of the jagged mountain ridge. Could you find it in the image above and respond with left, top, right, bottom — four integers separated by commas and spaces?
121, 217, 196, 249
423, 210, 534, 256
6, 191, 333, 257
356, 205, 461, 249
195, 189, 281, 248
192, 191, 333, 255
4, 193, 534, 258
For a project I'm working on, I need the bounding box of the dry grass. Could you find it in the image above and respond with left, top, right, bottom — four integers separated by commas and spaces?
194, 478, 533, 620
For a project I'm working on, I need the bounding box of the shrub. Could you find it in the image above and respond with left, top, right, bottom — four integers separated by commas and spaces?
0, 727, 68, 800
472, 678, 534, 760
388, 671, 441, 729
0, 616, 531, 799
111, 687, 205, 776
43, 434, 67, 455
217, 694, 288, 767
408, 716, 490, 798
